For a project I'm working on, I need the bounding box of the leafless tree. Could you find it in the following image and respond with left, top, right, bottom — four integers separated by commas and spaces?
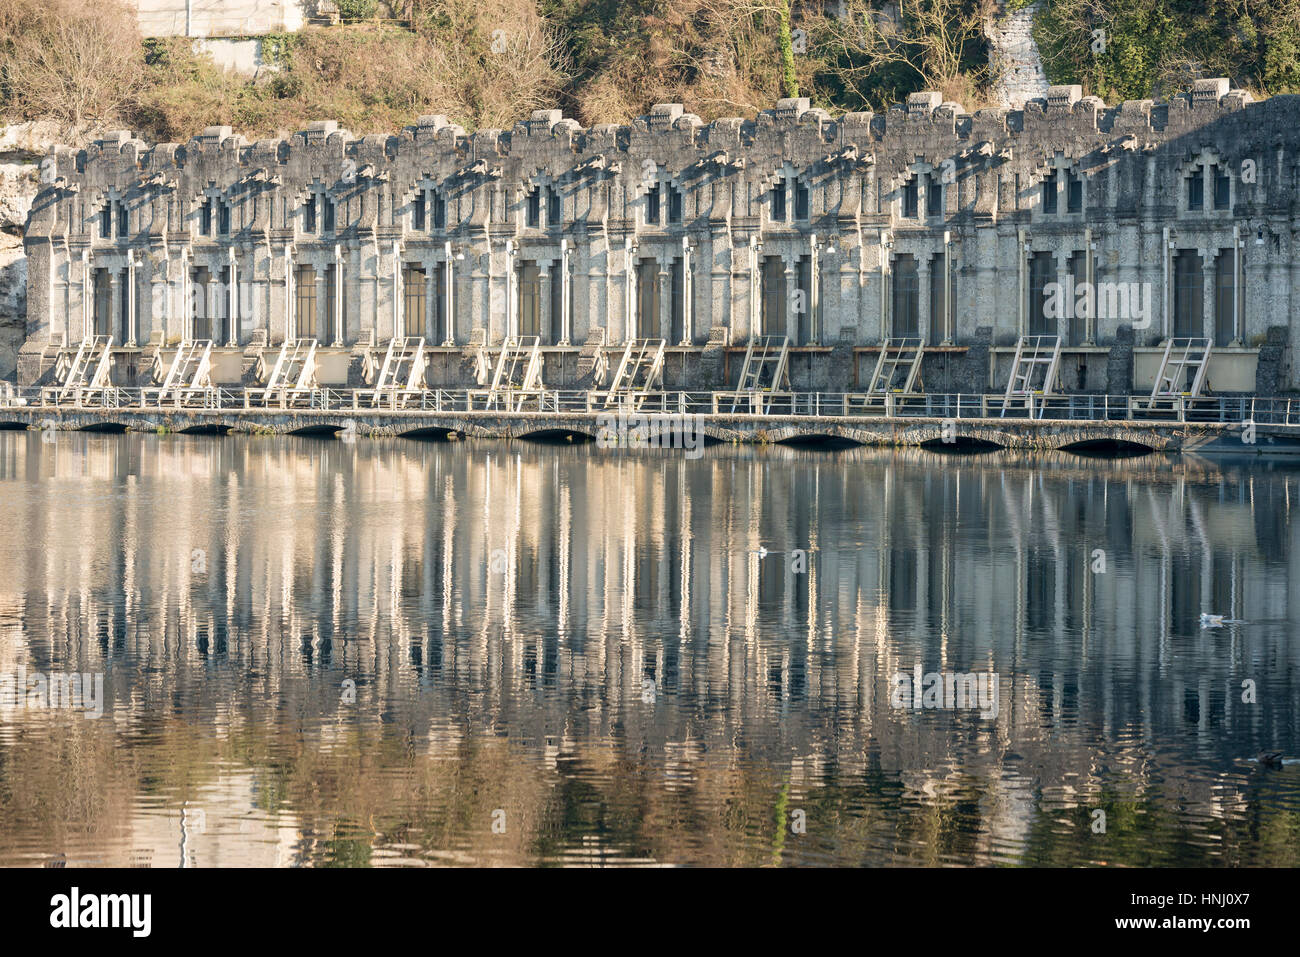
0, 0, 144, 136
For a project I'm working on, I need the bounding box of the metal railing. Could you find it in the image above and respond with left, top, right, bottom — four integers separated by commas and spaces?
4, 384, 1300, 427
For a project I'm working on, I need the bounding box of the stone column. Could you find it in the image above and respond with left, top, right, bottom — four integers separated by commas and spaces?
424, 264, 437, 344
281, 245, 295, 343
681, 237, 693, 345
316, 270, 329, 343
109, 270, 122, 344
80, 250, 92, 343
658, 259, 670, 340
539, 261, 552, 343
919, 256, 932, 343
126, 253, 137, 347
333, 245, 345, 345
391, 242, 402, 341
560, 241, 573, 346
783, 258, 796, 342
228, 249, 239, 346
443, 242, 456, 346
1203, 247, 1218, 342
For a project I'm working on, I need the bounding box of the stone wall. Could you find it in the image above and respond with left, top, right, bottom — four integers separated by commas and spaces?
19, 81, 1298, 392
0, 123, 54, 381
133, 0, 310, 38
987, 1, 1049, 110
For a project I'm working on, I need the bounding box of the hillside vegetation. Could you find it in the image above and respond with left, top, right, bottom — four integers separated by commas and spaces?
1, 0, 1299, 144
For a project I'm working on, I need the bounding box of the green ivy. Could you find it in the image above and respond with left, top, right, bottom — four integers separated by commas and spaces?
337, 0, 377, 23
259, 33, 298, 67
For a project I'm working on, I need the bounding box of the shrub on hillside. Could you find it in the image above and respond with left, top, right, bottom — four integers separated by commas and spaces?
0, 0, 144, 136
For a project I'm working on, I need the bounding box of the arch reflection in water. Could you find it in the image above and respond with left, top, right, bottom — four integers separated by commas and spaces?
0, 432, 1297, 867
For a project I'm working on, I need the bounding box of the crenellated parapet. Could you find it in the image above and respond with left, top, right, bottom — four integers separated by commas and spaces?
27, 81, 1275, 244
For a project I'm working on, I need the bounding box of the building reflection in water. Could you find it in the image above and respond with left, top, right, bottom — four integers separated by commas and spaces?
0, 431, 1297, 866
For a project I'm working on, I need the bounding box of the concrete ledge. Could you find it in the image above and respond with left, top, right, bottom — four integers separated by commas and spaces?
0, 405, 1281, 454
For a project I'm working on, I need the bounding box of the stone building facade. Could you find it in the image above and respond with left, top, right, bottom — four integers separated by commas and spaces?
17, 80, 1297, 392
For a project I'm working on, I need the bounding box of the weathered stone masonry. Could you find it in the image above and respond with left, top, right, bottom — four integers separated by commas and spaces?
17, 80, 1300, 392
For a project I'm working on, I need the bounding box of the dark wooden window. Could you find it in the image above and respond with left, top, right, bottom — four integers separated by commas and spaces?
1041, 173, 1058, 214
93, 268, 112, 336
1068, 252, 1087, 345
1187, 169, 1204, 211
761, 256, 785, 337
546, 187, 560, 227
1067, 173, 1083, 213
891, 254, 919, 338
1173, 250, 1204, 337
526, 188, 540, 228
636, 259, 659, 338
403, 264, 426, 339
1214, 249, 1236, 346
1028, 252, 1055, 335
668, 186, 683, 224
1213, 167, 1230, 209
296, 264, 317, 338
902, 179, 918, 219
517, 260, 540, 337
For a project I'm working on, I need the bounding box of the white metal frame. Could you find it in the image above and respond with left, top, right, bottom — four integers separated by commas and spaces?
58, 336, 114, 402
372, 337, 427, 407
485, 336, 544, 410
867, 337, 925, 395
158, 339, 214, 405
576, 328, 609, 387
605, 338, 665, 409
730, 335, 790, 413
262, 338, 318, 404
1149, 337, 1212, 407
1002, 335, 1062, 419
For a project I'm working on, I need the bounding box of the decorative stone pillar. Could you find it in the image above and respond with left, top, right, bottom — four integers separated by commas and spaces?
443, 241, 456, 346
681, 236, 693, 345
560, 239, 572, 346
1203, 247, 1219, 343
658, 260, 670, 340
539, 261, 552, 343
126, 252, 138, 347
918, 256, 933, 344
316, 268, 329, 343
623, 239, 637, 343
423, 262, 437, 344
109, 269, 122, 344
228, 247, 239, 346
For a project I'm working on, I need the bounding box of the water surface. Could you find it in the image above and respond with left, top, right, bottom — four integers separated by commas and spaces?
0, 431, 1297, 866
